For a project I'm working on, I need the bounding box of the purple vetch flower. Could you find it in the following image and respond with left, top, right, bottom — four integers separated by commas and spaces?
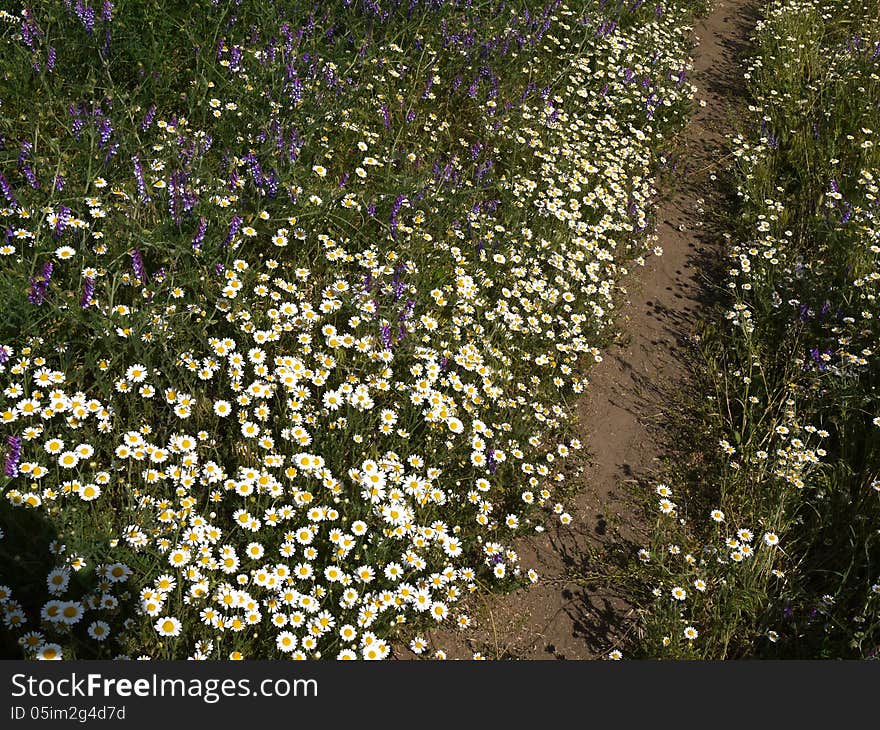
28, 261, 53, 305
192, 217, 207, 251
53, 205, 71, 238
130, 248, 147, 283
0, 345, 10, 364
18, 142, 35, 179
230, 45, 243, 71
103, 142, 119, 164
21, 164, 39, 190
392, 276, 406, 301
168, 171, 182, 223
422, 74, 435, 98
54, 174, 65, 191
390, 195, 406, 239
228, 170, 240, 194
486, 448, 498, 474
381, 105, 391, 129
75, 0, 96, 34
101, 0, 113, 21
70, 105, 86, 139
81, 275, 95, 308
17, 139, 31, 170
47, 46, 56, 72
97, 117, 113, 147
0, 172, 17, 207
21, 21, 36, 50
400, 299, 415, 321
288, 76, 304, 106
380, 324, 392, 350
4, 436, 22, 477
142, 104, 156, 131
132, 156, 150, 202
214, 263, 225, 276
223, 215, 242, 246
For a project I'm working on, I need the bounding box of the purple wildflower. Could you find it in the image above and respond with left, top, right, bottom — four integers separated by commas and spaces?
81, 275, 95, 308
392, 274, 406, 301
192, 217, 208, 251
390, 194, 406, 239
4, 436, 21, 477
130, 248, 147, 283
380, 324, 392, 350
0, 172, 17, 207
141, 104, 156, 131
21, 164, 39, 190
18, 141, 32, 165
486, 448, 498, 474
223, 215, 242, 246
54, 206, 71, 238
28, 261, 53, 305
98, 117, 113, 147
132, 156, 150, 202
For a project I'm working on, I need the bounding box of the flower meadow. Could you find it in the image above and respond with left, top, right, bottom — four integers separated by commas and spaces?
632, 0, 880, 658
0, 1, 703, 660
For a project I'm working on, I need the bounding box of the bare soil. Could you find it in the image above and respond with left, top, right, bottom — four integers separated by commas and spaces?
401, 0, 759, 659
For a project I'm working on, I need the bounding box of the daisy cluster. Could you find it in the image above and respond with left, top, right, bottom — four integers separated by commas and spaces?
634, 0, 880, 658
0, 0, 698, 659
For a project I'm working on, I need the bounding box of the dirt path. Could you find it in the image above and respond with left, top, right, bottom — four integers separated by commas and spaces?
415, 0, 758, 659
